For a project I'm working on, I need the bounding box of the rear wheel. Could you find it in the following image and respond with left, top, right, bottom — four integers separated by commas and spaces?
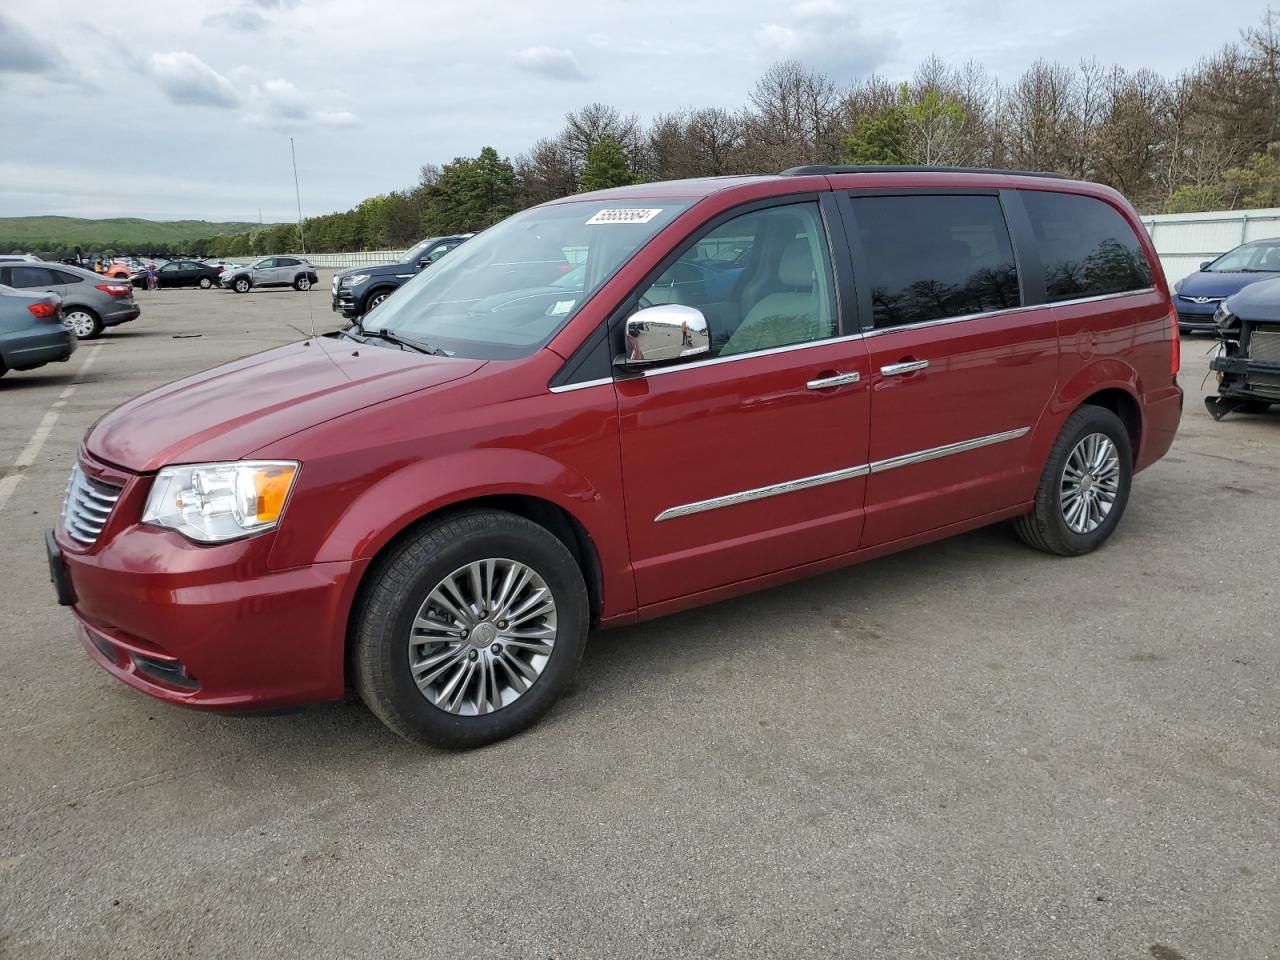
1013, 405, 1132, 557
352, 509, 589, 748
63, 308, 103, 340
294, 275, 311, 291
233, 277, 250, 293
198, 276, 213, 289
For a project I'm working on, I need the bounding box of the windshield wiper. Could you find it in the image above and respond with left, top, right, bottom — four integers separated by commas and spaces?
358, 325, 450, 356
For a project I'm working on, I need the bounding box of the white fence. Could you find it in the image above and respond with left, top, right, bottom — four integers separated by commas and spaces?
1141, 208, 1280, 284
290, 207, 1280, 282
300, 249, 406, 268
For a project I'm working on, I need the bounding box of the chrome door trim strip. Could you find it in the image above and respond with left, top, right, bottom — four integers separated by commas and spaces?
867, 427, 1029, 474
653, 426, 1030, 522
655, 464, 871, 521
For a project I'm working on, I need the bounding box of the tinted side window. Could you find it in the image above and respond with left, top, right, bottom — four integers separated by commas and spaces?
276, 257, 299, 267
634, 201, 837, 358
1021, 191, 1153, 302
9, 267, 58, 288
851, 195, 1021, 329
53, 270, 83, 284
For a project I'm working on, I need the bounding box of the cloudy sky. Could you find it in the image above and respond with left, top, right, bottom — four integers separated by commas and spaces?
0, 0, 1268, 222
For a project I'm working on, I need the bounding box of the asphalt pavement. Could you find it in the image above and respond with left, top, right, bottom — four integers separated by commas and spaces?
0, 278, 1276, 959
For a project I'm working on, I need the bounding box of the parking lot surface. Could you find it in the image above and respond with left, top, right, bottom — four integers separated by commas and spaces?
1, 279, 1277, 959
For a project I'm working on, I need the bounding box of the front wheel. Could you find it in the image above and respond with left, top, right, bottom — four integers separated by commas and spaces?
352, 509, 589, 748
233, 277, 250, 293
294, 275, 311, 291
198, 276, 213, 289
1013, 405, 1133, 556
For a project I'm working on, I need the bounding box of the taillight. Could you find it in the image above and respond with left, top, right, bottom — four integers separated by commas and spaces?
217, 266, 224, 274
96, 284, 131, 297
27, 300, 59, 319
1169, 306, 1180, 377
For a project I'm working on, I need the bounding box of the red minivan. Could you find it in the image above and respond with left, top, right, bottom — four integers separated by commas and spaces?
47, 167, 1183, 747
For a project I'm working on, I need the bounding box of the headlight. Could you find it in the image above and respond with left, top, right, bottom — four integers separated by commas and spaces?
1214, 303, 1234, 326
142, 461, 299, 543
342, 274, 369, 287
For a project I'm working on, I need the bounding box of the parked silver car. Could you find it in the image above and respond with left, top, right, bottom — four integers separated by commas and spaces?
0, 262, 139, 339
220, 256, 319, 293
0, 284, 74, 377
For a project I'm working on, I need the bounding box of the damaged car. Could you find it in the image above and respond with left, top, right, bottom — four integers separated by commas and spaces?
1206, 276, 1280, 419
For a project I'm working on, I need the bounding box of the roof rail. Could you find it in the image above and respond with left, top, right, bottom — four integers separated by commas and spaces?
781, 164, 1065, 179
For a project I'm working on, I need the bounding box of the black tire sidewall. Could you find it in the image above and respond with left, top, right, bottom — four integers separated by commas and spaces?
199, 276, 212, 288
1042, 407, 1133, 553
234, 278, 250, 293
358, 515, 588, 748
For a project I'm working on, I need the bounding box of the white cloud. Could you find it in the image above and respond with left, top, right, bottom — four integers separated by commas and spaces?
755, 1, 897, 80
242, 77, 363, 129
512, 46, 587, 81
148, 51, 240, 107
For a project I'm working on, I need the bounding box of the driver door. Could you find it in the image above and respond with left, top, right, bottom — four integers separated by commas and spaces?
614, 197, 871, 607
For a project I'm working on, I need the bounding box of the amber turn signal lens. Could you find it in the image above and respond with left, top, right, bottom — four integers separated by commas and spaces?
253, 465, 297, 523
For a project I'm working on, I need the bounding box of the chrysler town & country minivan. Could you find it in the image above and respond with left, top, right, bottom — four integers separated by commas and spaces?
47, 167, 1183, 747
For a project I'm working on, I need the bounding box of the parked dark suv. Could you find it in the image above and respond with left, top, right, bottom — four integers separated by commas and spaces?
331, 235, 471, 318
49, 167, 1181, 748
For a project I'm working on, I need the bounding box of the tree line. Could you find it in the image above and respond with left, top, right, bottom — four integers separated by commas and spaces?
200, 7, 1280, 258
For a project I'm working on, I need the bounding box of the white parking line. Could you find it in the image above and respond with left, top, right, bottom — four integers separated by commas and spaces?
0, 345, 103, 514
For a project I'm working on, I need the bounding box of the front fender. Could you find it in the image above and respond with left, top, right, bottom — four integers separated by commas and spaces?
267, 447, 637, 619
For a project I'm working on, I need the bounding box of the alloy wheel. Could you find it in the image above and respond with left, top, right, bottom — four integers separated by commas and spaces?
368, 292, 388, 311
64, 311, 95, 339
297, 277, 311, 290
407, 558, 558, 716
1060, 432, 1120, 534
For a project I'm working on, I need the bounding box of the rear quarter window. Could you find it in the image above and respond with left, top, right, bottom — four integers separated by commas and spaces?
1021, 191, 1153, 302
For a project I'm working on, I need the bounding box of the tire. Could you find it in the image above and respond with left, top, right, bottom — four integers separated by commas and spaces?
233, 277, 251, 294
1013, 405, 1133, 557
364, 289, 392, 313
352, 509, 589, 749
198, 276, 213, 289
63, 307, 103, 340
294, 275, 311, 291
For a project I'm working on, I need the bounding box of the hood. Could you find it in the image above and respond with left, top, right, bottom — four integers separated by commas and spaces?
1176, 269, 1278, 299
1225, 275, 1280, 322
87, 336, 485, 472
333, 260, 406, 280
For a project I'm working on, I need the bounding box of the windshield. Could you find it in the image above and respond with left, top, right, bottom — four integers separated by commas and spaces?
1207, 241, 1280, 273
361, 200, 692, 359
402, 238, 436, 263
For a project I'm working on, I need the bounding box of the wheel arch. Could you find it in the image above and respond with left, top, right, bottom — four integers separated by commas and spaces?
351, 493, 605, 626
1077, 386, 1142, 460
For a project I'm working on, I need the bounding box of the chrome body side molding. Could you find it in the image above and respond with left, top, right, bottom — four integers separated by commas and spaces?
654, 426, 1031, 522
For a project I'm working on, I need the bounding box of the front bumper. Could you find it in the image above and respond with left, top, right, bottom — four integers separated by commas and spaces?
1175, 306, 1218, 332
331, 283, 360, 316
1209, 354, 1280, 402
52, 455, 365, 711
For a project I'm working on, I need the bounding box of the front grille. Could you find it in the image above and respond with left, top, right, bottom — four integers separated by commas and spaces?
1247, 326, 1280, 362
61, 465, 122, 545
1177, 311, 1214, 326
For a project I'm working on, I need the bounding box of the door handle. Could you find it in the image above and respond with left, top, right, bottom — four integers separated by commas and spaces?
806, 371, 861, 390
880, 359, 929, 376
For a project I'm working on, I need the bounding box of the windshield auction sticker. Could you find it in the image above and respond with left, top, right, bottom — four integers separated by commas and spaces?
586, 208, 664, 225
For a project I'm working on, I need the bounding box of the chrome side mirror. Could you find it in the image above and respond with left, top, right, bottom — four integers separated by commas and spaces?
618, 304, 709, 366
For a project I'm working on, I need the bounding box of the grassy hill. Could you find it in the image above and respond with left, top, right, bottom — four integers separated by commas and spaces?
0, 216, 273, 253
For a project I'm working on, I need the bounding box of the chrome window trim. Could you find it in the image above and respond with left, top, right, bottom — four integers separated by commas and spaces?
637, 332, 867, 379
549, 377, 614, 394
654, 426, 1030, 522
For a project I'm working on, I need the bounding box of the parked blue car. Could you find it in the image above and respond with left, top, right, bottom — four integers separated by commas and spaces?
0, 284, 74, 378
1173, 238, 1280, 333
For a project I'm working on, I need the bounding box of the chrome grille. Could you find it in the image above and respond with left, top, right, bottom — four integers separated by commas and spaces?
1248, 327, 1280, 363
61, 465, 122, 545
